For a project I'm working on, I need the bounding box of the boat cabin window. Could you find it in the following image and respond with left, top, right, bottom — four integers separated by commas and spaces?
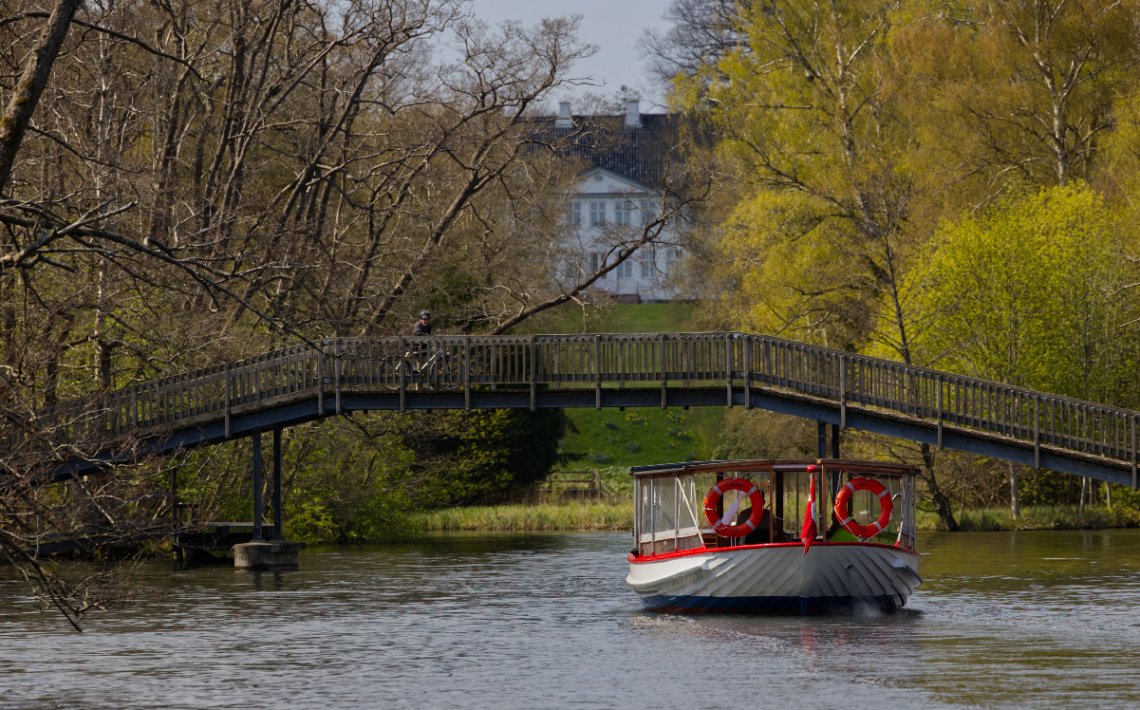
634, 474, 702, 556
631, 460, 919, 557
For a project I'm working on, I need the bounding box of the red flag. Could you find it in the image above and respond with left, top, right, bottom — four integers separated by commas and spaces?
801, 474, 818, 554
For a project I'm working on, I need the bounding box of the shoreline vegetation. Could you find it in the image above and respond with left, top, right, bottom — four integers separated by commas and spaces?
409, 462, 1140, 536
412, 502, 1140, 534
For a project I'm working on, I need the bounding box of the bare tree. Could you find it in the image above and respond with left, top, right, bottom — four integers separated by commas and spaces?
639, 0, 751, 87
0, 0, 611, 628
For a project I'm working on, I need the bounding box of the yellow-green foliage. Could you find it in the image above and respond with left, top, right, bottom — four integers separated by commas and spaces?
912, 183, 1136, 402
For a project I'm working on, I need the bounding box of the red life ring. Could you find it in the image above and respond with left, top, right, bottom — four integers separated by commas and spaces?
834, 477, 893, 539
704, 478, 766, 538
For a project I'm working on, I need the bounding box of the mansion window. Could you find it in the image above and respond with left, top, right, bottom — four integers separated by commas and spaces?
616, 261, 633, 279
571, 201, 581, 226
589, 201, 606, 225
615, 200, 633, 226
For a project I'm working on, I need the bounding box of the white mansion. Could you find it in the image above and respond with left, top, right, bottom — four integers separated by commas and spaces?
550, 99, 685, 303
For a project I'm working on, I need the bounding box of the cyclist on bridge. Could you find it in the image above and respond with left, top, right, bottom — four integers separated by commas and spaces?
407, 310, 433, 364
413, 310, 432, 336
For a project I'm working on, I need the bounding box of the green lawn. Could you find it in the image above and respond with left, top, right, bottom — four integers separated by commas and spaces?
559, 406, 724, 468
543, 302, 725, 469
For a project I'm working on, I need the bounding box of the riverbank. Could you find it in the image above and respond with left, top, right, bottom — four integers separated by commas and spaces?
929, 504, 1140, 531
413, 503, 632, 532
413, 502, 1140, 533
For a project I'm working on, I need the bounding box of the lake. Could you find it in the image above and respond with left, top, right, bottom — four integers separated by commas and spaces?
1, 529, 1138, 709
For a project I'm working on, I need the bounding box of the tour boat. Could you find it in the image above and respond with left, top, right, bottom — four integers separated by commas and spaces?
626, 459, 922, 614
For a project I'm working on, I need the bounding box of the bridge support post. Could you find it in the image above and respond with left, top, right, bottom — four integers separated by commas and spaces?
831, 423, 840, 458
1133, 415, 1138, 491
817, 421, 826, 459
251, 431, 264, 542
272, 428, 283, 540
235, 427, 303, 570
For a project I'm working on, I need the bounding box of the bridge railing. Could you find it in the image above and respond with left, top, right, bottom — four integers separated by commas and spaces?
13, 333, 1140, 477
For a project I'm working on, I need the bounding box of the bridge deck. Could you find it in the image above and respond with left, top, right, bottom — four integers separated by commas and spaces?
10, 333, 1139, 488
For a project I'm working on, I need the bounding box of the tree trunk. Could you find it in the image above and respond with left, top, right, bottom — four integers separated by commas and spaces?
1104, 481, 1112, 510
921, 443, 958, 531
0, 0, 82, 195
1079, 476, 1088, 513
1008, 461, 1020, 518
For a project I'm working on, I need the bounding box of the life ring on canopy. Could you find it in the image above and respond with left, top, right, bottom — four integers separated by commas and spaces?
704, 478, 765, 538
834, 477, 893, 539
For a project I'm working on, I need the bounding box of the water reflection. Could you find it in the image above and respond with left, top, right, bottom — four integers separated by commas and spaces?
0, 530, 1137, 709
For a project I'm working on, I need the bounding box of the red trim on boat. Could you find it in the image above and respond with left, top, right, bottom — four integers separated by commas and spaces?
627, 540, 919, 564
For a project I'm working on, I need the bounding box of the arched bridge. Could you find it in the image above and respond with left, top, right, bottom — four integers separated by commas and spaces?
22, 333, 1140, 489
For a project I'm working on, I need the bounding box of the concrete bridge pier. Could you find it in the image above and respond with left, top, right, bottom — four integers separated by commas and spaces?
234, 428, 304, 570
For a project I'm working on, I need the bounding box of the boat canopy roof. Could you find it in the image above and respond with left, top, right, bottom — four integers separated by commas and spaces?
628, 458, 919, 480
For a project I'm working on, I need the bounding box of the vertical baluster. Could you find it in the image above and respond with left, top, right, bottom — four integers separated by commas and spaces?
530, 336, 537, 411
399, 338, 407, 412
318, 347, 325, 416
594, 335, 602, 410
681, 338, 689, 388
464, 337, 471, 411
744, 337, 753, 410
724, 334, 733, 408
335, 340, 343, 415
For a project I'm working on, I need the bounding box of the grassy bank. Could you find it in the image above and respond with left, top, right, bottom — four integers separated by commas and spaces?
916, 504, 1140, 532
545, 302, 727, 468
415, 501, 1140, 533
560, 407, 724, 467
413, 502, 633, 532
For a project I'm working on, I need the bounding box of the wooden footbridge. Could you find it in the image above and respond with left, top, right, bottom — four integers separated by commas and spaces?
20, 333, 1140, 490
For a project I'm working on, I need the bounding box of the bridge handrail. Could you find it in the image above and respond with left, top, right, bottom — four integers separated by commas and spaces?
10, 333, 1140, 473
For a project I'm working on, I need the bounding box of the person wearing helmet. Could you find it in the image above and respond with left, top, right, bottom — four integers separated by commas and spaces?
413, 310, 432, 336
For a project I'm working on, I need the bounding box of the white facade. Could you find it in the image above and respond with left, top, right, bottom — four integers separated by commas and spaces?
565, 167, 680, 303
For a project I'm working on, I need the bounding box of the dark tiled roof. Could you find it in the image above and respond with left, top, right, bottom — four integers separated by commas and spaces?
538, 113, 685, 190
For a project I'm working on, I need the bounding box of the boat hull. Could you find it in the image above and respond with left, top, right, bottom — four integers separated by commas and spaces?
626, 542, 921, 615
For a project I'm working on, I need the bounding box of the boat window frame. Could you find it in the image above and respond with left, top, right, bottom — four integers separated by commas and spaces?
630, 459, 921, 555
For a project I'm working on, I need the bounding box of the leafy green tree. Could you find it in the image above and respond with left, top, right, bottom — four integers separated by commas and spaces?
916, 183, 1134, 401
389, 409, 571, 507
896, 1, 1140, 189
675, 0, 967, 528
912, 183, 1138, 507
677, 0, 937, 357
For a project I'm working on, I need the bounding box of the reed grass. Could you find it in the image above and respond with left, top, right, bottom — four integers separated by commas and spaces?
414, 502, 634, 532
916, 504, 1140, 532
415, 502, 1138, 533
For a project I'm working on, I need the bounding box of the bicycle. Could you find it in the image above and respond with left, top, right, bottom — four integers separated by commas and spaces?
378, 346, 464, 391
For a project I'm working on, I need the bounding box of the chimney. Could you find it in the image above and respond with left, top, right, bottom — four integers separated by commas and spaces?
557, 101, 572, 129
625, 98, 640, 128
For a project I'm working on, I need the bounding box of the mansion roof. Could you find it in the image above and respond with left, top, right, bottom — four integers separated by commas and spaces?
536, 112, 687, 190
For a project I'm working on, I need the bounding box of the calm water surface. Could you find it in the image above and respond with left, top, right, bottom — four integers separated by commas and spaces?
1, 529, 1138, 709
